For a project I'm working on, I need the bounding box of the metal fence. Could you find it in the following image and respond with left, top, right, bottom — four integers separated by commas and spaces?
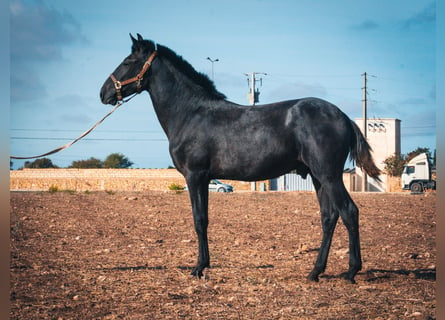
270, 173, 315, 191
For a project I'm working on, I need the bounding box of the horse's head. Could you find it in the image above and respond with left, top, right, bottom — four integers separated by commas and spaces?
100, 33, 157, 105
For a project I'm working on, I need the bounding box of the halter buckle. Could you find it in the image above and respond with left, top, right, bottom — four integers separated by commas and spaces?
113, 80, 122, 90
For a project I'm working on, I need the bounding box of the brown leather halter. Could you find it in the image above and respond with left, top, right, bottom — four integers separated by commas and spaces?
110, 50, 157, 101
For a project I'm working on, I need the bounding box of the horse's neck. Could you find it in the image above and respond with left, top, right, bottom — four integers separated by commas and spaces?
147, 59, 206, 136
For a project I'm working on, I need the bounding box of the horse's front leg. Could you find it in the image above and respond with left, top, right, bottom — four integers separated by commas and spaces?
186, 172, 210, 278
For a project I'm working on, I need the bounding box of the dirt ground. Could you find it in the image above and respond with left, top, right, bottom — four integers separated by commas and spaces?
10, 191, 435, 319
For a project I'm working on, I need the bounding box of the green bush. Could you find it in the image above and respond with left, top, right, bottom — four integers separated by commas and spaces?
168, 183, 184, 191
48, 185, 59, 193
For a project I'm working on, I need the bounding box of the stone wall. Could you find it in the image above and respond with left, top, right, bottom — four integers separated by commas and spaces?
9, 169, 253, 192
9, 168, 405, 193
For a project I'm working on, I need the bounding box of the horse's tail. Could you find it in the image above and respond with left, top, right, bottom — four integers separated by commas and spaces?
349, 120, 382, 181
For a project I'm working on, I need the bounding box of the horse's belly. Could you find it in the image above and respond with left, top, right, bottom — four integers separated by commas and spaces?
211, 147, 297, 181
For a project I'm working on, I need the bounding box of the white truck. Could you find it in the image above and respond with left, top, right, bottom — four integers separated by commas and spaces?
401, 152, 436, 192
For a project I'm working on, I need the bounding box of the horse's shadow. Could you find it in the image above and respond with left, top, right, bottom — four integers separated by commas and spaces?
94, 265, 166, 271
94, 265, 436, 282
363, 268, 436, 281
320, 268, 436, 282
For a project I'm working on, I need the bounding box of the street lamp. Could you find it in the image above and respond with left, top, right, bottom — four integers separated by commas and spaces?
206, 57, 219, 81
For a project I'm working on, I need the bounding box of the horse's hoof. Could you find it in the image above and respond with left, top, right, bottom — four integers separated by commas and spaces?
340, 272, 357, 284
306, 272, 320, 282
191, 264, 209, 278
190, 268, 203, 278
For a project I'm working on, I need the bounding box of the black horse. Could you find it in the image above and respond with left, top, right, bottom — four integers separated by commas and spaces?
100, 34, 381, 283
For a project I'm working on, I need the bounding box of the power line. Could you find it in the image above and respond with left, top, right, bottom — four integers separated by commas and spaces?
270, 73, 358, 78
402, 125, 436, 129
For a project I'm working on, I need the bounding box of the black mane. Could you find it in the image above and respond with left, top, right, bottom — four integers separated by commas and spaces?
156, 44, 226, 100
132, 38, 225, 100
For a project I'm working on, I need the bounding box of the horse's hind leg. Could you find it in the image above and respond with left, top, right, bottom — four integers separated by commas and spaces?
307, 177, 339, 282
337, 186, 362, 283
308, 177, 362, 283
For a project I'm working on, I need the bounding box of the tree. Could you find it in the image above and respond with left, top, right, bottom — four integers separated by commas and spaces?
383, 154, 406, 177
69, 157, 103, 168
383, 147, 433, 177
406, 147, 430, 163
103, 153, 133, 168
24, 158, 57, 168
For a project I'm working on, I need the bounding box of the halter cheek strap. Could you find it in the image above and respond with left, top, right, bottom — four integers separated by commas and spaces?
110, 50, 157, 101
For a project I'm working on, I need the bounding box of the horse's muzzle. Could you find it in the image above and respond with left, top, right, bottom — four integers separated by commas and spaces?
100, 83, 117, 105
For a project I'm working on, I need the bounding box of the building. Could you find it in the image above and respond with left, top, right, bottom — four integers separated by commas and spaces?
353, 118, 401, 192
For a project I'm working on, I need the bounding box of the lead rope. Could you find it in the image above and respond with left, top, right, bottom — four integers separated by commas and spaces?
10, 93, 137, 160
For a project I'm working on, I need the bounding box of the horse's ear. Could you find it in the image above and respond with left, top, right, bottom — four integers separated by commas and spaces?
130, 33, 137, 45
137, 33, 144, 41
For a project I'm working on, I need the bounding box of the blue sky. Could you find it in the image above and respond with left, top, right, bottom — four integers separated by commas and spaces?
9, 0, 436, 169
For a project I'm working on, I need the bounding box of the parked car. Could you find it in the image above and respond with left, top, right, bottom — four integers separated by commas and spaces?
208, 179, 233, 192
184, 179, 233, 192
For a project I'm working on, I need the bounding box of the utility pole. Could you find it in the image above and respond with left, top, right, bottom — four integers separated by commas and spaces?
206, 57, 219, 81
362, 72, 368, 192
244, 72, 267, 106
244, 72, 267, 191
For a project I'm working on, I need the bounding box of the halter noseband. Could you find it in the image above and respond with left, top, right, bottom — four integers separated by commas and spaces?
110, 50, 157, 101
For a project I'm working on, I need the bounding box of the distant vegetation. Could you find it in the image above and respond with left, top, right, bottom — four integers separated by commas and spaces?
102, 153, 134, 168
383, 147, 434, 177
18, 153, 134, 169
24, 158, 58, 169
69, 153, 133, 168
69, 157, 103, 168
